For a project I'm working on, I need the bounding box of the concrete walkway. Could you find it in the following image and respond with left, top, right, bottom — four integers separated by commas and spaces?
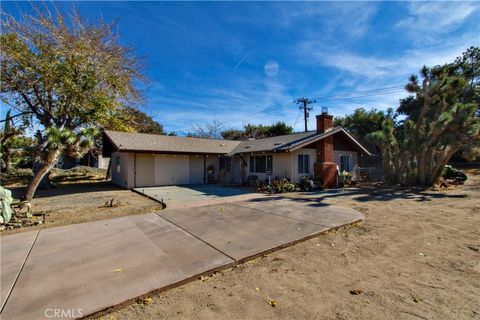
0, 196, 363, 320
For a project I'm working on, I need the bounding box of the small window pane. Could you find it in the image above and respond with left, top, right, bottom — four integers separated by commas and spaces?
304, 155, 310, 174
249, 156, 254, 173
298, 155, 304, 173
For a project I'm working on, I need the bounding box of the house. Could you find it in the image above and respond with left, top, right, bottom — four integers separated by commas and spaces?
102, 112, 371, 189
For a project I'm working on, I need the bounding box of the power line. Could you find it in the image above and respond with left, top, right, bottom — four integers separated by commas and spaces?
312, 85, 404, 99
317, 89, 406, 102
307, 118, 314, 132
240, 85, 407, 128
312, 86, 405, 101
291, 109, 302, 129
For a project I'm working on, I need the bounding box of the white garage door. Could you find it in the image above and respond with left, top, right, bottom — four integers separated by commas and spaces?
135, 154, 155, 187
154, 155, 190, 185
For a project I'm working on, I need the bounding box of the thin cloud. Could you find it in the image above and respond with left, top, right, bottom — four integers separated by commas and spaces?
234, 51, 252, 69
396, 1, 479, 44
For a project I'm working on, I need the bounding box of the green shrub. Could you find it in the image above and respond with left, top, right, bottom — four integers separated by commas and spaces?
298, 176, 315, 191
0, 168, 33, 185
256, 178, 297, 194
442, 165, 467, 182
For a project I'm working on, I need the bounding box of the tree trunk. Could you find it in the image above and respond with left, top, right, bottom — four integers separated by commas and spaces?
429, 148, 458, 185
417, 150, 427, 185
23, 149, 60, 201
3, 149, 12, 172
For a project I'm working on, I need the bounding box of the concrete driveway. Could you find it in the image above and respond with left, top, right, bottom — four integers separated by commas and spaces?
133, 185, 257, 209
0, 196, 363, 320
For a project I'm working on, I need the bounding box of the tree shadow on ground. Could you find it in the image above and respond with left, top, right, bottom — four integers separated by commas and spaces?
245, 186, 468, 208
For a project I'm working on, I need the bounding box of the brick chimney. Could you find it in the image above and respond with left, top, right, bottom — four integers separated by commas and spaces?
314, 110, 337, 188
316, 111, 333, 133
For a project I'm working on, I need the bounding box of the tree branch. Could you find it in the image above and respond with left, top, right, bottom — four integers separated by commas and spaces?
0, 110, 34, 123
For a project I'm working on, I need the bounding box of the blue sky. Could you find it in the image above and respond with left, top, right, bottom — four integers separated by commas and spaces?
3, 1, 480, 135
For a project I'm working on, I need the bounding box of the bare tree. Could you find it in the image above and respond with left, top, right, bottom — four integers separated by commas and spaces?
190, 116, 224, 139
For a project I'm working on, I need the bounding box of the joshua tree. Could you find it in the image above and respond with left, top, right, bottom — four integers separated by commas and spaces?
368, 47, 480, 186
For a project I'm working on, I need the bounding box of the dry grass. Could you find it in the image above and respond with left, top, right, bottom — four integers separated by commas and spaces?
1, 181, 162, 236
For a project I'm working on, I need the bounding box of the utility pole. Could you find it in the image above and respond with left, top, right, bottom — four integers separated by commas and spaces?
294, 98, 316, 132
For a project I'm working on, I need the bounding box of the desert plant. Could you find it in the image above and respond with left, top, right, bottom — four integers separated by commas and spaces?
339, 171, 353, 186
298, 176, 315, 191
367, 47, 480, 186
442, 165, 467, 182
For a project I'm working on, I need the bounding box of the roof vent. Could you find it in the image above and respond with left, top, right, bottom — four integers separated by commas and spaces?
245, 146, 251, 149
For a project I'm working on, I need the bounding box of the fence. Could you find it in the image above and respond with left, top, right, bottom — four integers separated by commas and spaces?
354, 166, 383, 182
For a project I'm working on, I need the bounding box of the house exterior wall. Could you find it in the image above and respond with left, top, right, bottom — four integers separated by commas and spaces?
272, 153, 293, 180
189, 155, 204, 184
109, 136, 361, 189
234, 149, 317, 184
111, 151, 134, 188
291, 148, 317, 182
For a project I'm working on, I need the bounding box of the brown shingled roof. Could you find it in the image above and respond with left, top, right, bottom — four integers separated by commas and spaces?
230, 131, 318, 154
103, 127, 371, 156
104, 130, 241, 154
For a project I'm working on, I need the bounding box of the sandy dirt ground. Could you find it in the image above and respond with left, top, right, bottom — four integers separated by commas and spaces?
98, 170, 480, 320
1, 182, 162, 236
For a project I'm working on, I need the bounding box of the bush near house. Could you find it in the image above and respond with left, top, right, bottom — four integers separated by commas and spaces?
442, 165, 468, 183
256, 179, 297, 194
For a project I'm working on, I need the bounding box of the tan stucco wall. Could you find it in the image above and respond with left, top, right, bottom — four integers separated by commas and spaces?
291, 148, 317, 182
239, 150, 317, 183
189, 155, 204, 184
109, 148, 359, 189
111, 151, 135, 188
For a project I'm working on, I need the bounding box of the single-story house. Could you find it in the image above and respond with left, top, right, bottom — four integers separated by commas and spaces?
102, 113, 371, 189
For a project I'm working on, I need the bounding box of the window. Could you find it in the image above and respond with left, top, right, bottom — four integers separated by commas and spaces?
116, 156, 121, 174
340, 155, 352, 172
255, 156, 266, 173
249, 155, 273, 173
219, 157, 232, 172
298, 154, 310, 174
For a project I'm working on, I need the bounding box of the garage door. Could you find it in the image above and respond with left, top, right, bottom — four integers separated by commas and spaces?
154, 155, 190, 185
135, 154, 154, 187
